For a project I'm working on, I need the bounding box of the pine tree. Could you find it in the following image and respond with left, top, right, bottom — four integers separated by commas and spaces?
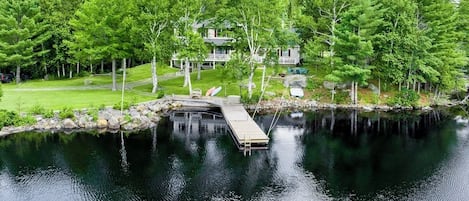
0, 0, 50, 84
326, 0, 382, 104
70, 0, 136, 91
418, 0, 467, 96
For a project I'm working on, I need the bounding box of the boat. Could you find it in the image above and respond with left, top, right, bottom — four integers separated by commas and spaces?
206, 87, 216, 96
211, 86, 222, 96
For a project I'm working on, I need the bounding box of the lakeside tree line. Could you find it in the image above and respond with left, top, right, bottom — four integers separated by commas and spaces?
0, 0, 468, 100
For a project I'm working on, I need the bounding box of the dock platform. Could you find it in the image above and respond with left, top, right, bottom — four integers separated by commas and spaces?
168, 95, 269, 150
221, 104, 269, 149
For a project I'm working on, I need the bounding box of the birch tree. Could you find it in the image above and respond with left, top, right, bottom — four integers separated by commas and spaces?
137, 0, 171, 93
220, 0, 287, 98
174, 0, 208, 94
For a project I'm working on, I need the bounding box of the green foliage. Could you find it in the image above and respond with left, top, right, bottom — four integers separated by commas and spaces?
241, 92, 261, 104
87, 107, 99, 121
113, 101, 133, 110
388, 89, 420, 107
43, 109, 55, 118
29, 104, 46, 115
59, 107, 75, 119
156, 90, 165, 99
0, 0, 50, 83
333, 91, 349, 104
0, 109, 36, 128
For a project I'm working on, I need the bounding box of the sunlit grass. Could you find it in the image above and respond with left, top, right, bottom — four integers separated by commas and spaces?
0, 89, 156, 111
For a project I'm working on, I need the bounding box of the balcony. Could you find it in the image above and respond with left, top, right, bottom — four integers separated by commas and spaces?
206, 53, 231, 61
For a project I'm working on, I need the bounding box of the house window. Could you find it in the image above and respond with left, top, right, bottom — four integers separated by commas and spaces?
281, 49, 290, 57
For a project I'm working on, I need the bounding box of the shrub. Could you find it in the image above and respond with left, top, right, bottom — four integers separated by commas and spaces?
113, 101, 133, 110
157, 90, 165, 99
29, 104, 46, 115
0, 110, 36, 128
14, 115, 37, 126
87, 108, 99, 121
334, 91, 349, 104
241, 92, 261, 104
43, 110, 55, 118
388, 89, 420, 107
59, 107, 75, 119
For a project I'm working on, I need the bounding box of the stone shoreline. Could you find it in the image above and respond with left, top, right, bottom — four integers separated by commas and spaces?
0, 97, 452, 137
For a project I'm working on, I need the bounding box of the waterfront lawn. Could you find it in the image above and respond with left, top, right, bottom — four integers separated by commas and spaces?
0, 89, 156, 111
138, 68, 287, 98
1, 63, 177, 89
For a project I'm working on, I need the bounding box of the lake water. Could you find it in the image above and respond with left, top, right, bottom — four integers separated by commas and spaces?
1, 109, 469, 201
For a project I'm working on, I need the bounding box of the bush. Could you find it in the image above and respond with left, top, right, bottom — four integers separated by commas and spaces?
59, 107, 75, 119
157, 90, 165, 99
14, 115, 37, 126
29, 104, 46, 115
241, 92, 261, 104
0, 110, 36, 128
388, 89, 420, 107
43, 110, 55, 118
87, 108, 99, 121
113, 101, 133, 110
0, 110, 17, 128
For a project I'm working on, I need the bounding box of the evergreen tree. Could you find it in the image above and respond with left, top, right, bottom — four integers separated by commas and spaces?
326, 0, 381, 104
0, 0, 50, 84
418, 0, 466, 96
459, 0, 469, 64
70, 0, 136, 91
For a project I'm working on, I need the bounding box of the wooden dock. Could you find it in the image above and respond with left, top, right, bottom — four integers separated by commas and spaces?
168, 95, 270, 150
220, 104, 269, 150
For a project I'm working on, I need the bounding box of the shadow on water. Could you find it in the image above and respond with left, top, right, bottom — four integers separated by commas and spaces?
1, 108, 469, 200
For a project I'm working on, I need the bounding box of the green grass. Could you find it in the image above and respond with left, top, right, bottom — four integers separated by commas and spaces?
0, 90, 156, 111
1, 63, 178, 89
136, 67, 288, 97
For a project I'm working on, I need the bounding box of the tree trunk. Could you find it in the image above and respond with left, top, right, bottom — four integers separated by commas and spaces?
197, 62, 201, 80
248, 69, 255, 99
112, 59, 117, 91
351, 81, 355, 104
101, 60, 104, 73
16, 65, 21, 84
77, 61, 80, 75
355, 82, 358, 105
183, 58, 192, 94
120, 58, 127, 114
151, 56, 158, 93
378, 78, 381, 95
57, 65, 60, 78
183, 59, 189, 87
62, 64, 65, 77
69, 65, 73, 78
261, 65, 266, 92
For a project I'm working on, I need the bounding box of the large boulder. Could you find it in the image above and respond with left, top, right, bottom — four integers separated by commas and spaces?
97, 118, 108, 128
108, 117, 120, 130
284, 75, 307, 88
63, 118, 78, 129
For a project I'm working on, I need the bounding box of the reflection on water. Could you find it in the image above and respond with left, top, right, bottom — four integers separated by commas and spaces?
0, 109, 469, 200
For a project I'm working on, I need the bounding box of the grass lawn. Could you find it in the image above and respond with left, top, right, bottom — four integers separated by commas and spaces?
0, 89, 156, 111
0, 63, 178, 111
136, 67, 288, 98
1, 63, 178, 89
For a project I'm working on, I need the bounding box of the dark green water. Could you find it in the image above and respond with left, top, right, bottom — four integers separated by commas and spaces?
1, 109, 469, 201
